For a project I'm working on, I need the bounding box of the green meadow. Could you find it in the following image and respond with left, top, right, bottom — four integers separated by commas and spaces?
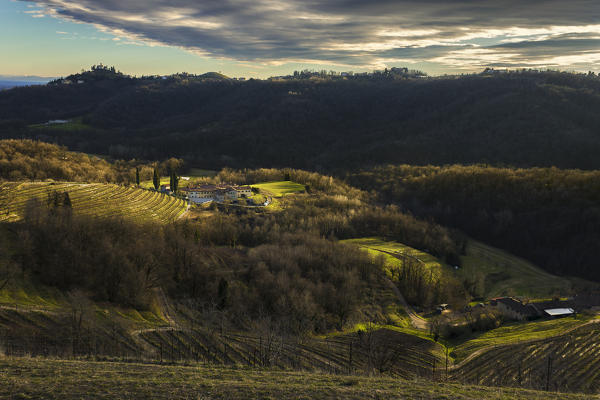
252, 180, 306, 197
458, 240, 579, 299
342, 237, 445, 278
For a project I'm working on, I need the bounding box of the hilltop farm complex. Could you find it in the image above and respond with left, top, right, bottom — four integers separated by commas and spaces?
181, 184, 253, 204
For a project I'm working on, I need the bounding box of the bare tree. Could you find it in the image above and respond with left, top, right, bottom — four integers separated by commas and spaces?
252, 314, 287, 367
67, 289, 94, 349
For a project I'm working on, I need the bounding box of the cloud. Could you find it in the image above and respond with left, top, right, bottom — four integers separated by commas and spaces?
20, 0, 600, 71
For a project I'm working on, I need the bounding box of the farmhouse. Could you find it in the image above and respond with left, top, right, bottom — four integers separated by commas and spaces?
182, 184, 252, 204
492, 297, 539, 321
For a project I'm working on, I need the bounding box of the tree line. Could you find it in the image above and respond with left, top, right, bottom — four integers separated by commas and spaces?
1, 70, 600, 170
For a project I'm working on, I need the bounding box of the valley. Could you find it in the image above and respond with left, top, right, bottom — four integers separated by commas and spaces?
1, 68, 600, 398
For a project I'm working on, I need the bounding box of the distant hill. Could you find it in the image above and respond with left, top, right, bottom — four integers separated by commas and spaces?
198, 72, 230, 80
1, 69, 600, 170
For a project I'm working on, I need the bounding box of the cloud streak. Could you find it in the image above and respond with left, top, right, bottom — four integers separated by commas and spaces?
21, 0, 600, 71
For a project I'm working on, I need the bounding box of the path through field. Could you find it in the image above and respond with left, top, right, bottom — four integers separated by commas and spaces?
384, 277, 429, 330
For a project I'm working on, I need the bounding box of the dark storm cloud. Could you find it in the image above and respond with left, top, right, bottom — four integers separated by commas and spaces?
23, 0, 600, 70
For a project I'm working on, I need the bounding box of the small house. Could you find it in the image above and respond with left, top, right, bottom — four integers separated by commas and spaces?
494, 297, 540, 321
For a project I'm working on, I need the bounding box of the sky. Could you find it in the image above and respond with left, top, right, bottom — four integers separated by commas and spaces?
1, 0, 600, 79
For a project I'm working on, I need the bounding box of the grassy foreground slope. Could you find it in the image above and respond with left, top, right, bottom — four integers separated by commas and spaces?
0, 182, 186, 223
0, 358, 590, 400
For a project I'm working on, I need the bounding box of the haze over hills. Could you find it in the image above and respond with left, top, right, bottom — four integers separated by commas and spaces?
1, 66, 599, 171
0, 75, 53, 90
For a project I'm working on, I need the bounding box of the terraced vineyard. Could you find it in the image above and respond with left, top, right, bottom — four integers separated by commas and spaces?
452, 321, 600, 393
0, 182, 187, 224
138, 326, 443, 378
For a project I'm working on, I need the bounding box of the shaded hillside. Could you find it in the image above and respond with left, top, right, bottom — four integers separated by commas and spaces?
1, 69, 600, 169
348, 165, 600, 282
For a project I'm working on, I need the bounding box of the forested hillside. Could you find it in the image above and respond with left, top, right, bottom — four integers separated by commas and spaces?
348, 165, 600, 281
0, 139, 134, 182
1, 68, 600, 170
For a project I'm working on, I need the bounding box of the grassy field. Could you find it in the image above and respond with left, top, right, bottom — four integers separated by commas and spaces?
0, 358, 590, 400
29, 118, 91, 131
0, 182, 186, 224
458, 240, 578, 299
342, 237, 445, 278
140, 177, 171, 189
252, 180, 305, 197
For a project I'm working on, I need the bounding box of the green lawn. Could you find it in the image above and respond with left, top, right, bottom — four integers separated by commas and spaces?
458, 240, 576, 299
140, 177, 171, 189
0, 358, 588, 400
252, 180, 305, 197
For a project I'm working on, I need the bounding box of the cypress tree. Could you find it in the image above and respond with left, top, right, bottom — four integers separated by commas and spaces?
217, 278, 229, 310
153, 167, 160, 190
173, 173, 179, 192
135, 167, 140, 186
63, 192, 72, 208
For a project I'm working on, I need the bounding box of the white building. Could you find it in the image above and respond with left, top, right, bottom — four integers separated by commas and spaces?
183, 184, 253, 204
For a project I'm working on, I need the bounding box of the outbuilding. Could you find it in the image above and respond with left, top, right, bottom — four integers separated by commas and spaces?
544, 308, 575, 318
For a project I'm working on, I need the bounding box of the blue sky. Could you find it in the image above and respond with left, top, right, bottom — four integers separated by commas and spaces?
2, 0, 600, 79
